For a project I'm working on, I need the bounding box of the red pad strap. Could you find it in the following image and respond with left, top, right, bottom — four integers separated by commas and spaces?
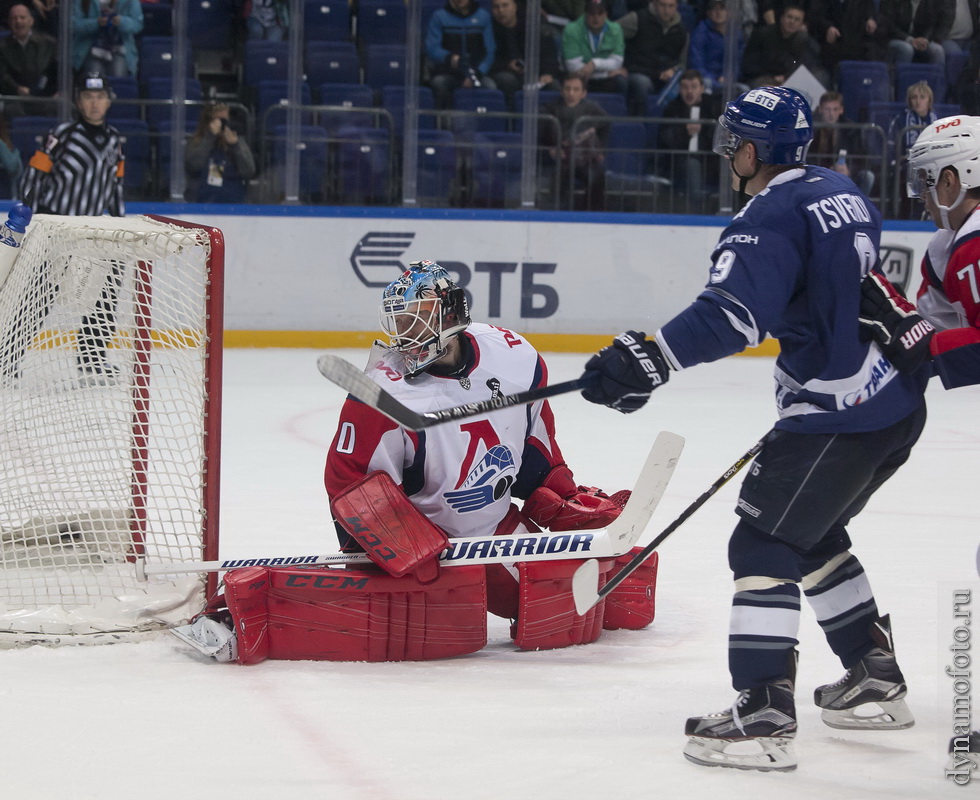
223, 564, 487, 663
512, 558, 614, 650
523, 466, 627, 532
603, 548, 659, 631
330, 471, 449, 582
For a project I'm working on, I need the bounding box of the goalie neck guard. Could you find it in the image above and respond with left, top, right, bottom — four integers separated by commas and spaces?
713, 86, 813, 166
380, 260, 471, 377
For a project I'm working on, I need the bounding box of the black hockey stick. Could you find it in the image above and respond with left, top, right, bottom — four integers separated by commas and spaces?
571, 434, 769, 615
317, 353, 590, 431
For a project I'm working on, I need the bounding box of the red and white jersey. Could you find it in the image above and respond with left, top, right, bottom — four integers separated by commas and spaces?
917, 205, 980, 359
325, 324, 565, 539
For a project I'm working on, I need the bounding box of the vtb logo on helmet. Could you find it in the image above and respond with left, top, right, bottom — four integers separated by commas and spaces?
712, 86, 813, 165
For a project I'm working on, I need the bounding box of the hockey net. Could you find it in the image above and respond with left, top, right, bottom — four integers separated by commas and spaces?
0, 214, 222, 646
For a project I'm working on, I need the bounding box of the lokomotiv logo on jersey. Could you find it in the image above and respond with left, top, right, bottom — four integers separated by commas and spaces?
445, 443, 517, 513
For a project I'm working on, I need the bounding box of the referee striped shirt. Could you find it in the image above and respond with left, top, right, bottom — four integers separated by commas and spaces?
19, 119, 125, 217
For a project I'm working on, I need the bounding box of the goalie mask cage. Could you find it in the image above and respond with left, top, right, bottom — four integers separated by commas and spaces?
0, 214, 223, 646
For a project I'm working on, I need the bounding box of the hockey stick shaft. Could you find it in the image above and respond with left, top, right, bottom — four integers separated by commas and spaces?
572, 434, 767, 615
143, 431, 684, 578
316, 354, 591, 431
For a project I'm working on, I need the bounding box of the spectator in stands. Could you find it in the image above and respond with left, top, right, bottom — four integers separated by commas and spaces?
809, 90, 875, 196
540, 74, 609, 210
881, 0, 951, 65
807, 0, 887, 73
689, 0, 744, 94
740, 2, 818, 88
958, 40, 980, 114
561, 0, 627, 95
543, 0, 586, 24
29, 0, 58, 38
0, 111, 22, 194
888, 80, 937, 218
73, 0, 143, 78
942, 0, 978, 56
657, 69, 722, 212
489, 0, 562, 108
618, 0, 688, 114
0, 3, 57, 117
426, 0, 497, 109
186, 103, 256, 204
246, 0, 289, 41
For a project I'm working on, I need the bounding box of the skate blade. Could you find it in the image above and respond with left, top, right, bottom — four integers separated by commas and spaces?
683, 736, 797, 772
820, 698, 914, 730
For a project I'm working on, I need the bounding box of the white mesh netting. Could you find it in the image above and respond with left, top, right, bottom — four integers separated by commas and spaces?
0, 214, 221, 645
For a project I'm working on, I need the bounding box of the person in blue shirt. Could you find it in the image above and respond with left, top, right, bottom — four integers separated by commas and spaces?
580, 86, 929, 772
426, 0, 497, 109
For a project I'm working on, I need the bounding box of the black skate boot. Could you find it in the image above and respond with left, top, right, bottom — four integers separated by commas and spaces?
813, 614, 913, 730
684, 678, 798, 772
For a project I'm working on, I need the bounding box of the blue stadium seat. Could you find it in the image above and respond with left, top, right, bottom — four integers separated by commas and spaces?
451, 87, 509, 139
895, 62, 946, 107
587, 92, 628, 118
139, 36, 195, 84
155, 119, 198, 198
305, 41, 361, 86
469, 131, 522, 208
106, 76, 140, 120
318, 83, 377, 132
335, 125, 391, 203
145, 77, 205, 129
356, 0, 406, 45
271, 124, 330, 202
947, 48, 970, 102
605, 121, 670, 210
837, 60, 891, 122
9, 116, 53, 161
141, 2, 172, 36
305, 0, 352, 42
244, 41, 291, 87
257, 80, 314, 131
188, 0, 234, 49
416, 129, 457, 204
113, 119, 152, 196
381, 85, 437, 139
363, 44, 405, 91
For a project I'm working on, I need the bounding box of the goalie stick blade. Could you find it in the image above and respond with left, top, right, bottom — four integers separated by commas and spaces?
572, 560, 601, 616
316, 354, 586, 431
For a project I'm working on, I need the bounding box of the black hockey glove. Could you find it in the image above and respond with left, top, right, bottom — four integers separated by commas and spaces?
581, 331, 669, 414
858, 272, 935, 374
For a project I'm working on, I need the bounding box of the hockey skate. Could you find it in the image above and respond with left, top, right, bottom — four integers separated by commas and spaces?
813, 614, 914, 730
684, 679, 798, 772
170, 614, 238, 662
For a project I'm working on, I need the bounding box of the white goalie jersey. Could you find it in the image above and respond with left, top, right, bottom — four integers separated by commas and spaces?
325, 324, 567, 541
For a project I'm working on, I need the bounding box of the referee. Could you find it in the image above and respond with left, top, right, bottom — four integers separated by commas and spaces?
18, 71, 126, 381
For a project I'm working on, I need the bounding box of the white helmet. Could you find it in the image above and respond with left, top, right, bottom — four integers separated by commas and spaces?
907, 115, 980, 228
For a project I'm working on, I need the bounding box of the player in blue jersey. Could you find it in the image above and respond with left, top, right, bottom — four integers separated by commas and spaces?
580, 86, 929, 772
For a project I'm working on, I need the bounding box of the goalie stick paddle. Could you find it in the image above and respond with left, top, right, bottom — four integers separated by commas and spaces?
572, 434, 768, 616
142, 431, 684, 578
316, 353, 591, 431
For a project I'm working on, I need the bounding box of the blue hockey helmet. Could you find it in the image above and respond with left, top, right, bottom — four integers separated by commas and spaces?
713, 86, 813, 165
380, 260, 470, 376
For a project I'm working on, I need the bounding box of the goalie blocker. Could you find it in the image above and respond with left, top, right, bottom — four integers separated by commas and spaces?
173, 474, 661, 663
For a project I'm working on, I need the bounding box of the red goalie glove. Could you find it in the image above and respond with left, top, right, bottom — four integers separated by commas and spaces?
522, 465, 629, 532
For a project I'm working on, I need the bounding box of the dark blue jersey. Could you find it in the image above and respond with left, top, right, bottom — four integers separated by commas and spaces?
657, 165, 927, 434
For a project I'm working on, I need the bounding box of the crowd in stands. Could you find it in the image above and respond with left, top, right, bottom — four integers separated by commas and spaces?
0, 0, 974, 213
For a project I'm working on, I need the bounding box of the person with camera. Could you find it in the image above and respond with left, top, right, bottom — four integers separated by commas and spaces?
185, 103, 256, 204
425, 0, 497, 109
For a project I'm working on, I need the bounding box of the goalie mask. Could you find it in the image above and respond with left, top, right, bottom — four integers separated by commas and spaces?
906, 115, 980, 230
380, 260, 470, 376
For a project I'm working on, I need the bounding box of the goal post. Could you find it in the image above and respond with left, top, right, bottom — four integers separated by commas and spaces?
0, 213, 223, 645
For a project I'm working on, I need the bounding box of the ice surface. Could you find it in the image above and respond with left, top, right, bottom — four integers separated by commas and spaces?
3, 348, 976, 799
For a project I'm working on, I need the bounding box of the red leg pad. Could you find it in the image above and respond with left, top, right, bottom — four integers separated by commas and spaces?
485, 503, 541, 619
330, 470, 449, 582
603, 548, 659, 631
223, 564, 487, 663
512, 558, 615, 650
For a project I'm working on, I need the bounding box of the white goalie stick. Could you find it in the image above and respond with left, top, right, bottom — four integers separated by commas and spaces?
142, 430, 684, 578
571, 435, 767, 616
317, 354, 591, 431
